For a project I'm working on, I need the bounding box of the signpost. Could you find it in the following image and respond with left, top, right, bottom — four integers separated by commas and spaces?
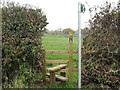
78, 2, 85, 88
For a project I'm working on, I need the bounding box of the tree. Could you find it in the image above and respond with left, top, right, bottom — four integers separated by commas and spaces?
63, 28, 75, 35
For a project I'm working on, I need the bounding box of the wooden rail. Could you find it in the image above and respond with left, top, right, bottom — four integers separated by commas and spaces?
58, 69, 78, 72
46, 69, 78, 72
47, 73, 68, 81
45, 50, 78, 54
46, 60, 69, 63
46, 50, 97, 54
47, 64, 67, 72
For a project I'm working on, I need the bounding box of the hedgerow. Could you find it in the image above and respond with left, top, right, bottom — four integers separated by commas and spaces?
82, 2, 120, 88
2, 2, 48, 87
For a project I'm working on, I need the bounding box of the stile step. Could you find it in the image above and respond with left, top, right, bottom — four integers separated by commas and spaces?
47, 73, 68, 81
47, 64, 67, 72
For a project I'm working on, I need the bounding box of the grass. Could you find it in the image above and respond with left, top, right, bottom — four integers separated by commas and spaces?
42, 35, 79, 88
42, 35, 78, 50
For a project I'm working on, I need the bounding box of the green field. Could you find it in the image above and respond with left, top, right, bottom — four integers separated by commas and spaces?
42, 35, 79, 88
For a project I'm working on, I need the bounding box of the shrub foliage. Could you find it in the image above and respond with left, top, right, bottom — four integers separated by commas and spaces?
2, 2, 48, 87
82, 2, 120, 88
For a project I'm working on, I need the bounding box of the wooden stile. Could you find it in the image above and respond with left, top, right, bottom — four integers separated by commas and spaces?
48, 64, 67, 84
42, 33, 78, 84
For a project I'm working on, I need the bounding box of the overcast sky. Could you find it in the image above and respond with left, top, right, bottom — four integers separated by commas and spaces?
5, 0, 118, 30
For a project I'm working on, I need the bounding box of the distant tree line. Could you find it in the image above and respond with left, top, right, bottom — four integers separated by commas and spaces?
45, 27, 89, 35
46, 28, 75, 35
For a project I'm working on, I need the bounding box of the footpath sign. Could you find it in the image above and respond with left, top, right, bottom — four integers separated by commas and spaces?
78, 2, 85, 88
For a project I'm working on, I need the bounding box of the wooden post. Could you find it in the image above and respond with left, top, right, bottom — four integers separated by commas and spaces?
68, 32, 73, 82
60, 72, 66, 77
42, 50, 46, 83
60, 67, 66, 84
50, 71, 56, 84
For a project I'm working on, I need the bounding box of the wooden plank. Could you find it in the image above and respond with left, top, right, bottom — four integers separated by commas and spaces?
47, 64, 67, 72
73, 50, 78, 53
46, 50, 68, 54
60, 67, 66, 84
47, 74, 68, 81
55, 75, 68, 81
58, 69, 78, 72
45, 50, 97, 54
60, 72, 66, 84
50, 72, 55, 84
46, 69, 78, 72
46, 60, 69, 63
46, 50, 96, 54
46, 50, 97, 54
46, 50, 78, 54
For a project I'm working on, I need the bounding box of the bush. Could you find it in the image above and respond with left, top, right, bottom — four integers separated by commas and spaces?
2, 1, 48, 87
82, 2, 120, 88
